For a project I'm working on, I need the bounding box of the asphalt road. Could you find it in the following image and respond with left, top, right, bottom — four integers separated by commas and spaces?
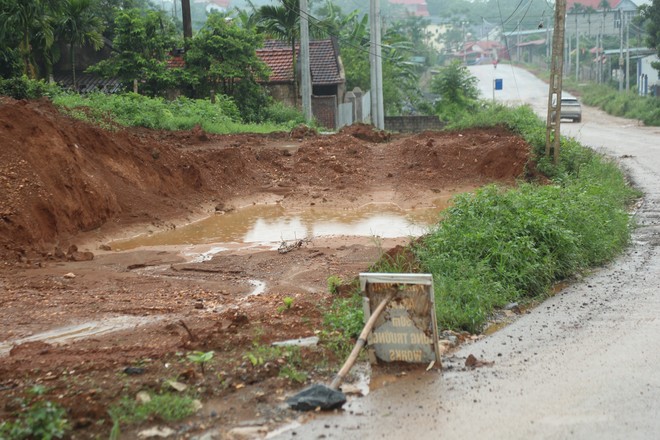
270, 65, 660, 440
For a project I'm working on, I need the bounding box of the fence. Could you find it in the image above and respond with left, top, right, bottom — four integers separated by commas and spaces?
336, 88, 444, 132
337, 88, 371, 129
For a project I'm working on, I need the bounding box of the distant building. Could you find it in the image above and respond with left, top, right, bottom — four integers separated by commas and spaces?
194, 0, 231, 13
388, 0, 430, 17
565, 0, 639, 37
454, 40, 508, 64
637, 54, 660, 96
256, 39, 346, 129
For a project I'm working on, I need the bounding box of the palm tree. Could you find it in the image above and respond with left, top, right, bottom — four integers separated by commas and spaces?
233, 0, 261, 30
584, 6, 597, 36
0, 0, 55, 78
58, 0, 104, 88
257, 0, 300, 105
570, 3, 584, 35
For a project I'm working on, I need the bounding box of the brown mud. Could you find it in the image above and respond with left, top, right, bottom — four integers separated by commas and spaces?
0, 98, 536, 438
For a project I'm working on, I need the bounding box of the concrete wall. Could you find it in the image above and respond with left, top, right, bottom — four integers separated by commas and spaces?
384, 116, 445, 133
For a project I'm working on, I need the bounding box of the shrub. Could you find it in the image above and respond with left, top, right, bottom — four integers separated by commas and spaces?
412, 105, 637, 332
0, 76, 61, 100
0, 400, 69, 439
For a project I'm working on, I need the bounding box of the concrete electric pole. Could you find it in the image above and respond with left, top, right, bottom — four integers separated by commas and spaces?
300, 0, 312, 122
545, 0, 567, 164
370, 0, 384, 130
618, 11, 624, 92
181, 0, 193, 43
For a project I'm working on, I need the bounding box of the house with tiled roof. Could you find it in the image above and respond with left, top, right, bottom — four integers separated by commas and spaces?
565, 0, 639, 37
194, 0, 231, 13
256, 39, 346, 129
389, 0, 430, 17
453, 40, 508, 64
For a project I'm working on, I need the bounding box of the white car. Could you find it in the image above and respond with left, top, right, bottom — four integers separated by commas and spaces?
552, 97, 582, 123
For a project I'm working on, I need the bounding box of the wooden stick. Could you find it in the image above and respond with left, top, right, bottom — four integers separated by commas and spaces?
329, 290, 395, 390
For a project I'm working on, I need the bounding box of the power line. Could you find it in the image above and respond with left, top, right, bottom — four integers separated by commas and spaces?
274, 0, 405, 64
496, 0, 523, 103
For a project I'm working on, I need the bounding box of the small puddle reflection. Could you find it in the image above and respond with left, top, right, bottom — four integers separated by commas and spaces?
0, 316, 162, 357
110, 197, 456, 251
248, 280, 267, 296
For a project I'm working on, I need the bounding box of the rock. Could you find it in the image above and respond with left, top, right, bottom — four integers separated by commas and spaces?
339, 384, 363, 396
137, 426, 176, 438
69, 251, 94, 261
465, 354, 495, 369
166, 380, 188, 392
63, 272, 76, 279
503, 302, 521, 314
136, 391, 151, 404
190, 429, 222, 440
226, 426, 267, 439
99, 244, 112, 251
272, 336, 319, 348
191, 399, 203, 412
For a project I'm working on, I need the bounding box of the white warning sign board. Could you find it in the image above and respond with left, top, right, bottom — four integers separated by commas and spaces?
360, 273, 441, 365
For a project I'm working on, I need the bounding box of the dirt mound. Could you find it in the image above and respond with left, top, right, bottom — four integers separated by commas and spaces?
0, 99, 211, 260
0, 100, 536, 263
339, 122, 391, 142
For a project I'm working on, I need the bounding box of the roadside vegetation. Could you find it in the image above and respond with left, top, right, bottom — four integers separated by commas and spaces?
52, 90, 306, 133
520, 65, 660, 127
0, 76, 306, 133
578, 83, 660, 126
0, 386, 69, 440
377, 104, 636, 333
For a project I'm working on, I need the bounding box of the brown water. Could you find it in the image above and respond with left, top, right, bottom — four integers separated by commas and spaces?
111, 197, 456, 251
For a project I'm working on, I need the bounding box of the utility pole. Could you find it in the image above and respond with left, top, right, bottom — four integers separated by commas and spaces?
626, 17, 630, 91
618, 11, 624, 91
370, 0, 384, 130
300, 0, 312, 122
575, 30, 580, 82
545, 0, 567, 164
181, 0, 192, 45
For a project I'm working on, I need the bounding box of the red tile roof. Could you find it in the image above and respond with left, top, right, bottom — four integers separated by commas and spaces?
256, 39, 343, 85
166, 55, 185, 69
256, 48, 292, 83
389, 0, 430, 16
567, 0, 622, 10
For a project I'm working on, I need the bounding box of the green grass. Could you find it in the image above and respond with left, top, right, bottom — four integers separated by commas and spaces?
52, 91, 305, 133
579, 83, 660, 126
414, 104, 638, 332
108, 392, 197, 438
0, 385, 69, 440
321, 103, 637, 335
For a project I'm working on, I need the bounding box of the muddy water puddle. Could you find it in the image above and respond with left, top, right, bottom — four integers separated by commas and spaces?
110, 198, 456, 251
0, 316, 163, 357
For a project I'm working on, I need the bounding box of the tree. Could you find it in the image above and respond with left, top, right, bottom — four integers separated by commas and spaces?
58, 0, 104, 88
642, 0, 660, 73
314, 2, 424, 115
0, 0, 55, 78
185, 12, 269, 121
431, 60, 479, 121
233, 2, 261, 31
257, 0, 300, 105
86, 8, 179, 94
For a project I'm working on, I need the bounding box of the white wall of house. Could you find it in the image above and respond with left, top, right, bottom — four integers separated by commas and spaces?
638, 55, 659, 96
640, 55, 660, 84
